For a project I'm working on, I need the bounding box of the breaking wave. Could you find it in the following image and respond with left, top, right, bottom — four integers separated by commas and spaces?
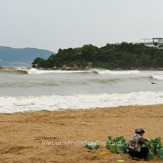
152, 75, 163, 80
1, 91, 163, 113
92, 69, 140, 75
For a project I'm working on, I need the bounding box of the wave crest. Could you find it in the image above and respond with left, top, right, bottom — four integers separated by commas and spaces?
152, 75, 163, 80
92, 69, 140, 75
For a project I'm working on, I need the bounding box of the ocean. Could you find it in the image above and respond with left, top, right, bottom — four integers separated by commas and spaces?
0, 68, 163, 113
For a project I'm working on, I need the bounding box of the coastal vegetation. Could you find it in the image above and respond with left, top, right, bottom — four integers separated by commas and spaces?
32, 42, 163, 70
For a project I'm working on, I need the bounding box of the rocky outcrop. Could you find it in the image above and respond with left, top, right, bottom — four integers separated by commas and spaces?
62, 65, 79, 70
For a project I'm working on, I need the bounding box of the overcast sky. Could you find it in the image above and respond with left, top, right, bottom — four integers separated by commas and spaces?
0, 0, 163, 52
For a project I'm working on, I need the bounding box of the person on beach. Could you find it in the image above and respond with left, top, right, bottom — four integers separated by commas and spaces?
127, 128, 151, 161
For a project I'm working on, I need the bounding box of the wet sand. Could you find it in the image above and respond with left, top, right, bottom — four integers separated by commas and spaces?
0, 105, 163, 163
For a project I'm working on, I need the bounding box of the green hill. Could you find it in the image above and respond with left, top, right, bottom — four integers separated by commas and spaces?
32, 42, 163, 70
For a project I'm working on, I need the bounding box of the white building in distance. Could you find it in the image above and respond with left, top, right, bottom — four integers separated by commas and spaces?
142, 38, 163, 48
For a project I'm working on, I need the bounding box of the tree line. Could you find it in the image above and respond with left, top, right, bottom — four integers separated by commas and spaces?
32, 42, 163, 70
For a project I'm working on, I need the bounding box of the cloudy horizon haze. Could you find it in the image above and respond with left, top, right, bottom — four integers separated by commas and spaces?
0, 0, 163, 52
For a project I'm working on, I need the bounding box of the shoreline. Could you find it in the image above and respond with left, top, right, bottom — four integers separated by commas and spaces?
1, 66, 163, 71
1, 104, 163, 162
1, 103, 163, 115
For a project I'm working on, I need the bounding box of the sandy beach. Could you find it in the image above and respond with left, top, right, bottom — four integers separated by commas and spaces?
0, 105, 163, 163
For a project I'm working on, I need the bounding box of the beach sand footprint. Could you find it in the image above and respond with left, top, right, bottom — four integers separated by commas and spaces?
4, 145, 33, 154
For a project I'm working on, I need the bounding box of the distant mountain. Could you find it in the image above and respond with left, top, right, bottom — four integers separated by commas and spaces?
0, 46, 54, 67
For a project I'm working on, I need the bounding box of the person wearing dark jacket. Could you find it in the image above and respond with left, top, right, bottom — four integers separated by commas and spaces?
127, 128, 151, 160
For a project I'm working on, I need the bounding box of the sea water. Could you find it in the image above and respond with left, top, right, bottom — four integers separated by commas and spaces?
0, 68, 163, 113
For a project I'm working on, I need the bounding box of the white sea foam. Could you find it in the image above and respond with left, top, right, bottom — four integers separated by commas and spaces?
152, 75, 163, 80
1, 91, 163, 113
92, 69, 140, 75
26, 68, 140, 75
27, 68, 90, 75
